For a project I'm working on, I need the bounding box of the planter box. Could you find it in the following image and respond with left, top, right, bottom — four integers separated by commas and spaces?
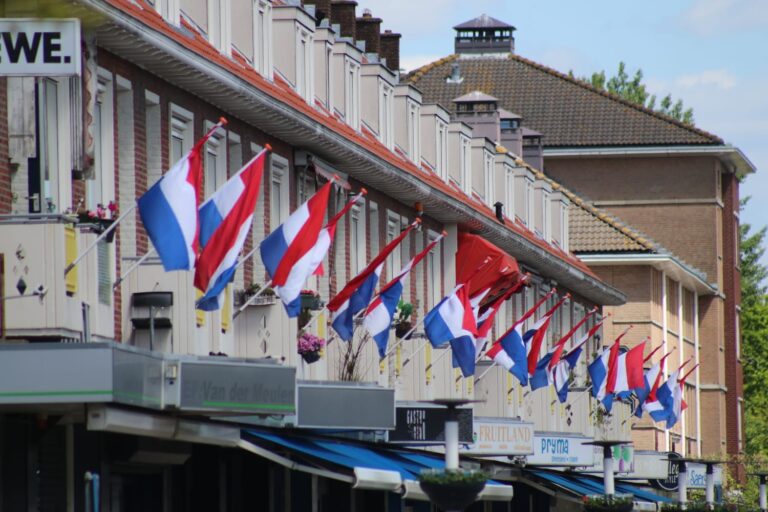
300, 294, 322, 310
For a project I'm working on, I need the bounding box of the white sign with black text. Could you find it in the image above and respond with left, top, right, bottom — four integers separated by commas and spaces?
0, 19, 81, 76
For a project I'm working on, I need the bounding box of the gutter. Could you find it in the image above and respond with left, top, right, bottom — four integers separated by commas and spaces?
543, 145, 756, 177
576, 253, 718, 295
80, 0, 625, 306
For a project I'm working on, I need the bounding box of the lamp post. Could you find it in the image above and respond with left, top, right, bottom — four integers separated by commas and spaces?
664, 457, 717, 510
418, 399, 485, 512
748, 472, 768, 512
584, 440, 631, 500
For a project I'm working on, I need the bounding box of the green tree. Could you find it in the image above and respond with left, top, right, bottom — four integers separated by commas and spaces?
740, 198, 768, 455
580, 62, 695, 125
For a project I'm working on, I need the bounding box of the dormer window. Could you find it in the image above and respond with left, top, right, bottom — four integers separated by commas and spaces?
296, 26, 314, 102
253, 0, 273, 79
207, 0, 231, 54
148, 0, 180, 25
501, 118, 519, 130
344, 57, 361, 130
379, 82, 394, 148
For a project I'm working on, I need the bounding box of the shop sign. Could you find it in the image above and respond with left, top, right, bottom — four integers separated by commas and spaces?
590, 444, 635, 474
0, 19, 81, 76
179, 361, 296, 415
389, 403, 473, 444
296, 382, 395, 430
461, 417, 534, 455
650, 453, 723, 491
526, 433, 594, 467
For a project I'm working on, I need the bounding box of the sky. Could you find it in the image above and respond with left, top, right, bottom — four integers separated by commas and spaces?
356, 0, 768, 270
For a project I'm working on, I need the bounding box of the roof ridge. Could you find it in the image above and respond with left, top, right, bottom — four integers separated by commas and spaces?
407, 53, 723, 144
505, 53, 723, 144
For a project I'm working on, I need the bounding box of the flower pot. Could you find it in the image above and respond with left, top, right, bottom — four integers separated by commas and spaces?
301, 351, 321, 364
395, 322, 413, 339
419, 477, 485, 511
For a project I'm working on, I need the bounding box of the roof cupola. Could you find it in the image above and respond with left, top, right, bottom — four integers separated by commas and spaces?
453, 14, 515, 56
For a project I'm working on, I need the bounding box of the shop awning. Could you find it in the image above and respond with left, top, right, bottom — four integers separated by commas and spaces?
526, 469, 672, 504
243, 431, 513, 502
457, 232, 521, 300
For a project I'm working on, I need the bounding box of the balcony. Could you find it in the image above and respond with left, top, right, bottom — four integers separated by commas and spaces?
0, 214, 114, 341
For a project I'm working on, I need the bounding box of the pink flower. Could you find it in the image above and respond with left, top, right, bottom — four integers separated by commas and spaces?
297, 332, 326, 354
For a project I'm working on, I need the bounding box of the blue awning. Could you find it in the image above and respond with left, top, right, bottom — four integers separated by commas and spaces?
243, 430, 513, 501
527, 469, 672, 503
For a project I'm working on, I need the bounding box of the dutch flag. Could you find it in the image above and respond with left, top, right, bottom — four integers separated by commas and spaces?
634, 351, 672, 418
486, 324, 529, 386
194, 149, 269, 310
550, 321, 604, 403
260, 180, 334, 317
327, 220, 418, 341
424, 284, 479, 377
138, 121, 225, 271
363, 234, 444, 358
646, 368, 681, 423
588, 339, 620, 412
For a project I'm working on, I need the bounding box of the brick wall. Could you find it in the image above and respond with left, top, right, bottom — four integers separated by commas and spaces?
330, 0, 358, 40
379, 30, 401, 72
0, 78, 10, 213
355, 13, 381, 55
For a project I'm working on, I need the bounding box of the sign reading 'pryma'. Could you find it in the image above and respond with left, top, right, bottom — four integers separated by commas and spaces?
0, 19, 81, 76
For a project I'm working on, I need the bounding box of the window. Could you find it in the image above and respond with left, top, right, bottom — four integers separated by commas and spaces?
97, 240, 111, 306
350, 203, 366, 276
149, 0, 179, 24
208, 0, 231, 54
484, 150, 494, 206
37, 78, 61, 213
526, 179, 534, 227
295, 27, 313, 102
344, 57, 360, 130
88, 70, 115, 210
270, 154, 290, 229
460, 136, 471, 194
228, 131, 242, 172
325, 45, 333, 111
407, 100, 420, 163
369, 200, 379, 257
253, 0, 273, 78
542, 190, 550, 241
204, 123, 227, 198
386, 212, 402, 281
427, 230, 442, 309
505, 168, 515, 218
737, 398, 743, 452
169, 103, 193, 164
436, 121, 447, 180
379, 82, 394, 149
145, 91, 162, 186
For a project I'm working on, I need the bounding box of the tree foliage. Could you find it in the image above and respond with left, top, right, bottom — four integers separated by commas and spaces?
570, 62, 695, 125
740, 198, 768, 455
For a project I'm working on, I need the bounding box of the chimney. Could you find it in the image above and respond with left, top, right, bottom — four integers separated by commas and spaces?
379, 29, 401, 72
306, 0, 332, 24
356, 9, 382, 55
330, 0, 358, 40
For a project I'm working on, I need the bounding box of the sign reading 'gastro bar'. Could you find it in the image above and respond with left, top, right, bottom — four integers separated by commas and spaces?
389, 404, 473, 444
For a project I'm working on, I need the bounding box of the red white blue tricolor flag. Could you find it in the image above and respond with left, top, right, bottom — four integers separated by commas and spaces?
260, 180, 334, 317
194, 148, 269, 310
363, 233, 444, 358
327, 219, 418, 341
138, 120, 225, 271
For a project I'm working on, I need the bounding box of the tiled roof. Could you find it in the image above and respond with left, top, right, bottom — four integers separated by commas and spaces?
454, 14, 515, 30
569, 204, 657, 253
407, 54, 723, 147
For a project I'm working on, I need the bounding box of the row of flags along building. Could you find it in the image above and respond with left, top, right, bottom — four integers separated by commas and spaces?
130, 122, 692, 431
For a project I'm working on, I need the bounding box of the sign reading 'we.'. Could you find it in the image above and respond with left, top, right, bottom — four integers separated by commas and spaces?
0, 19, 81, 76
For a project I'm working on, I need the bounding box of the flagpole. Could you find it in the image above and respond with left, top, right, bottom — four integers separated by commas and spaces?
112, 248, 156, 290
64, 203, 137, 276
233, 279, 273, 318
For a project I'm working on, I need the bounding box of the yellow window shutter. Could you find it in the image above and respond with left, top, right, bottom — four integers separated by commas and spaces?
196, 289, 205, 326
220, 285, 231, 333
65, 226, 78, 294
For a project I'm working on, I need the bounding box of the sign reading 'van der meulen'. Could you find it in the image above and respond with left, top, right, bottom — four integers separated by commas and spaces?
0, 19, 81, 76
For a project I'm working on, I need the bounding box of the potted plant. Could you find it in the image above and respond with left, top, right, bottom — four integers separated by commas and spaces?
583, 494, 634, 512
393, 300, 414, 339
300, 289, 322, 311
74, 202, 118, 242
418, 469, 487, 511
236, 283, 276, 306
297, 332, 326, 364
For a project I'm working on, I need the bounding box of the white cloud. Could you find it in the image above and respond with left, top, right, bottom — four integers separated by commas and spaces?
681, 0, 768, 35
674, 69, 737, 90
399, 54, 445, 73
